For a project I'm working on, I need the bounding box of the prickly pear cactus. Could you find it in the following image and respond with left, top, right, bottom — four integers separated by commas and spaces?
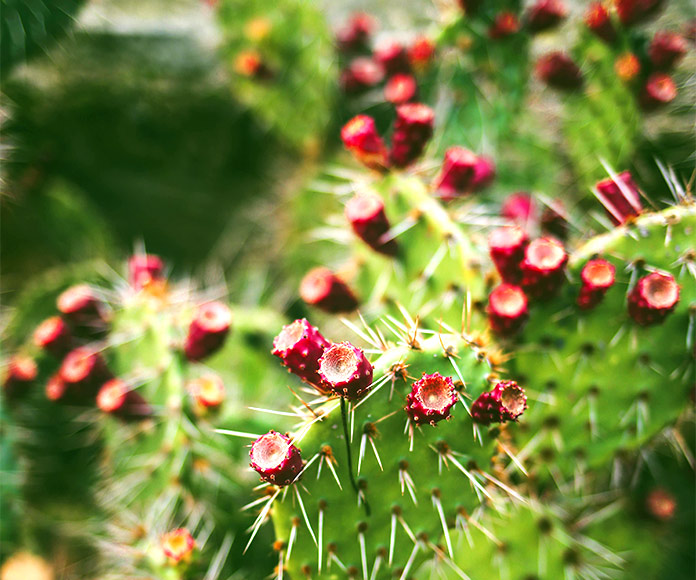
510, 203, 695, 479
244, 315, 530, 579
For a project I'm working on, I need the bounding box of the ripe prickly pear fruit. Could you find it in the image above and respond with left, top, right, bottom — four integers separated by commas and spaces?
300, 267, 359, 313
520, 237, 568, 299
345, 192, 398, 256
128, 253, 165, 291
488, 283, 529, 336
96, 379, 152, 420
489, 225, 528, 283
577, 258, 616, 309
272, 318, 331, 390
318, 342, 373, 400
404, 372, 457, 425
3, 355, 37, 400
471, 380, 527, 425
250, 431, 304, 486
627, 271, 680, 326
183, 301, 232, 362
33, 316, 72, 357
341, 115, 389, 171
595, 171, 643, 225
389, 103, 434, 168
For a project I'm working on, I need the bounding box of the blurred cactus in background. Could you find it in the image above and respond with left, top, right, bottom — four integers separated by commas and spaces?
1, 0, 694, 579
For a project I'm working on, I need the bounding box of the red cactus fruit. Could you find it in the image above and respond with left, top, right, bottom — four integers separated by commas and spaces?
162, 528, 195, 564
584, 2, 616, 43
649, 31, 687, 70
408, 36, 435, 71
60, 347, 109, 389
489, 12, 521, 39
470, 155, 496, 191
432, 146, 479, 200
525, 0, 567, 33
640, 72, 678, 110
3, 355, 37, 400
250, 430, 303, 486
57, 284, 105, 327
487, 284, 529, 336
187, 374, 226, 408
340, 57, 385, 94
128, 253, 165, 291
300, 267, 359, 313
405, 372, 458, 425
615, 0, 665, 26
184, 302, 232, 362
46, 373, 69, 402
501, 192, 537, 229
577, 258, 616, 309
628, 272, 680, 326
272, 318, 331, 389
541, 199, 569, 240
97, 379, 151, 419
335, 12, 376, 53
33, 316, 72, 357
389, 103, 435, 168
341, 115, 389, 171
646, 488, 677, 520
471, 380, 527, 425
536, 52, 583, 90
520, 237, 568, 299
318, 342, 373, 401
373, 40, 411, 75
489, 225, 529, 284
595, 171, 643, 225
384, 73, 418, 105
345, 192, 398, 255
234, 50, 272, 79
615, 53, 641, 82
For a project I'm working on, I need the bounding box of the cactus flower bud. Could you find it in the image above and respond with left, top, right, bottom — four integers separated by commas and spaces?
300, 267, 359, 313
520, 237, 568, 299
616, 0, 665, 27
97, 379, 151, 419
345, 192, 398, 255
487, 284, 529, 336
649, 31, 687, 70
250, 431, 303, 486
272, 318, 331, 389
335, 12, 376, 53
640, 72, 678, 110
46, 373, 68, 401
341, 115, 389, 171
472, 380, 527, 425
57, 284, 106, 328
373, 40, 411, 75
162, 528, 195, 564
615, 53, 641, 82
384, 73, 418, 105
432, 146, 480, 200
60, 347, 109, 391
577, 259, 616, 310
128, 253, 165, 291
536, 52, 583, 90
3, 355, 37, 400
595, 171, 643, 226
33, 316, 72, 357
405, 372, 458, 425
318, 342, 373, 401
628, 272, 679, 326
489, 226, 528, 284
187, 374, 226, 409
340, 58, 385, 94
501, 192, 537, 229
584, 2, 616, 43
525, 0, 567, 33
408, 36, 435, 71
489, 12, 521, 39
389, 103, 435, 168
470, 155, 496, 191
184, 302, 232, 362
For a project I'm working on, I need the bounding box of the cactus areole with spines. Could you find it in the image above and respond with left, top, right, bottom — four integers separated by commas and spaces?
250, 431, 303, 486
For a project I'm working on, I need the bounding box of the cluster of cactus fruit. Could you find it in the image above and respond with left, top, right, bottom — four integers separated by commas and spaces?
2, 0, 694, 579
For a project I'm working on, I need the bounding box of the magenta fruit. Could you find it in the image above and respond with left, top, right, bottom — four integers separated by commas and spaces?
250, 431, 303, 486
487, 284, 529, 336
384, 73, 417, 105
46, 373, 68, 402
3, 355, 37, 400
407, 36, 435, 71
525, 0, 567, 33
318, 342, 373, 401
616, 0, 665, 26
97, 379, 152, 419
404, 372, 457, 425
57, 284, 105, 328
340, 57, 385, 94
300, 267, 359, 313
59, 347, 110, 400
389, 103, 435, 168
335, 12, 376, 53
345, 192, 398, 255
489, 12, 521, 39
272, 318, 331, 390
520, 237, 568, 299
341, 115, 389, 171
584, 2, 616, 43
501, 192, 536, 228
184, 302, 232, 362
470, 155, 496, 191
489, 225, 528, 284
640, 72, 678, 110
595, 171, 643, 226
649, 31, 687, 70
536, 52, 583, 90
471, 380, 527, 425
128, 253, 165, 291
373, 40, 410, 75
577, 258, 616, 310
33, 316, 72, 357
432, 146, 479, 200
627, 272, 680, 326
